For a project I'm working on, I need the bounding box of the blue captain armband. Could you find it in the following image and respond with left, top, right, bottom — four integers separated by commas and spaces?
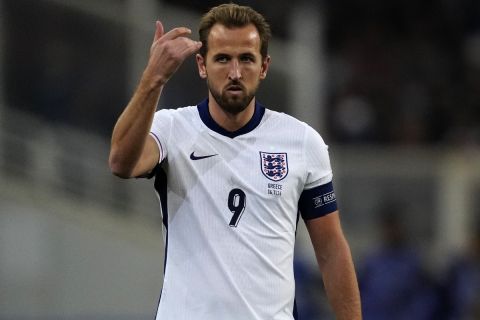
298, 181, 338, 220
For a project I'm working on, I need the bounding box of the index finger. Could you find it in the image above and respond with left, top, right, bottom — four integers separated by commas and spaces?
161, 27, 193, 41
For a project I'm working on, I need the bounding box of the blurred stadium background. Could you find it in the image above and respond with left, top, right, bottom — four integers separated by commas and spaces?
1, 0, 479, 319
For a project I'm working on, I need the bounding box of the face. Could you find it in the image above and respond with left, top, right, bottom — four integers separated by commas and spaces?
197, 23, 270, 115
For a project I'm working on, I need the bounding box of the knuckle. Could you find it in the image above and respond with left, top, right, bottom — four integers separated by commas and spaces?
171, 27, 189, 38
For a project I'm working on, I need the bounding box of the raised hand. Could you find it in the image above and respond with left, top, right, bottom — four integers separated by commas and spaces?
144, 21, 202, 87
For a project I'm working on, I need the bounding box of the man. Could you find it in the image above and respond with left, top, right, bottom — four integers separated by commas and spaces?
109, 3, 361, 320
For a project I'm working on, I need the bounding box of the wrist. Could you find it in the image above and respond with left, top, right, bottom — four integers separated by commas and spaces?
141, 67, 167, 90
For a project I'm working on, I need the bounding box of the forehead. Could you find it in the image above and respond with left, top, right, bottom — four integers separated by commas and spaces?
207, 23, 261, 55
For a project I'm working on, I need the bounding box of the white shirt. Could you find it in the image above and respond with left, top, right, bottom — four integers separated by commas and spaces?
150, 99, 336, 320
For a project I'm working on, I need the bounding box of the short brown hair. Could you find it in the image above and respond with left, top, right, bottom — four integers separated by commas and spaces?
198, 3, 271, 59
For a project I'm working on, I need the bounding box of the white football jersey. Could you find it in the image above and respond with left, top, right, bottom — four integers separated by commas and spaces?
150, 99, 337, 320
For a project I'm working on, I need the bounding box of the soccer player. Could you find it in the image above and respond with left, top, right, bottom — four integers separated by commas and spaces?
109, 3, 361, 320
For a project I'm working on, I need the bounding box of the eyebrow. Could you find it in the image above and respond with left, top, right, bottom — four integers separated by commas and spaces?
240, 53, 256, 59
211, 52, 257, 59
212, 53, 230, 58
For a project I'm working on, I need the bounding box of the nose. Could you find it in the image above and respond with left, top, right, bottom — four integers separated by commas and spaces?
228, 60, 242, 80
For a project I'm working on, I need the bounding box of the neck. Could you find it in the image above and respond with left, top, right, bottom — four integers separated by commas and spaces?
208, 94, 256, 132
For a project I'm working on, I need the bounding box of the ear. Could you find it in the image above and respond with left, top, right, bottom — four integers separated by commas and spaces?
196, 54, 207, 79
260, 55, 271, 80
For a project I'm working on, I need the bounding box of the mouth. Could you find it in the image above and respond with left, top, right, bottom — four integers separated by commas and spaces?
225, 84, 244, 93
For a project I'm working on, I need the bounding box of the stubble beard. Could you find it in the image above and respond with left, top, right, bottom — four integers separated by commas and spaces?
208, 80, 257, 115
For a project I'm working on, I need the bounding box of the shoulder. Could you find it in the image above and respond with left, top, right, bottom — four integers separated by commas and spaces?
154, 105, 197, 117
262, 109, 309, 133
263, 109, 327, 147
153, 105, 198, 124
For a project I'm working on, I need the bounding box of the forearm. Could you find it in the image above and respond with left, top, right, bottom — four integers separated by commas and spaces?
109, 72, 163, 177
319, 237, 362, 320
109, 22, 202, 178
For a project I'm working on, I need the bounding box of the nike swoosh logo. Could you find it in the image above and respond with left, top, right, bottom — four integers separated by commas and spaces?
190, 152, 218, 160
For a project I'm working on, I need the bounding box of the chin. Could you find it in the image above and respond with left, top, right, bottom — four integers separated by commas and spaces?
220, 96, 253, 115
209, 84, 255, 115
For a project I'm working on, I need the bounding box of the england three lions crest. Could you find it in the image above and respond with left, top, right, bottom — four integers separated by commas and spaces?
260, 152, 289, 181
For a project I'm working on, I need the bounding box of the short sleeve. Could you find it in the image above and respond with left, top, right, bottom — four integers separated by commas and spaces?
298, 125, 337, 220
149, 109, 174, 163
303, 125, 333, 188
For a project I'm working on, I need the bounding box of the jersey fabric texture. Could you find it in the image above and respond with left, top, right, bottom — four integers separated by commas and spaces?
150, 99, 337, 320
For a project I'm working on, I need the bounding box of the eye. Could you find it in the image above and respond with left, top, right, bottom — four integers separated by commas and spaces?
215, 55, 229, 63
240, 55, 255, 63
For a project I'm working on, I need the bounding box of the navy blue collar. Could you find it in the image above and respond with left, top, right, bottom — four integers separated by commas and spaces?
197, 98, 266, 138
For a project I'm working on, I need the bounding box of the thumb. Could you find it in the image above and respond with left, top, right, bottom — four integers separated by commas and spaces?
153, 20, 164, 42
